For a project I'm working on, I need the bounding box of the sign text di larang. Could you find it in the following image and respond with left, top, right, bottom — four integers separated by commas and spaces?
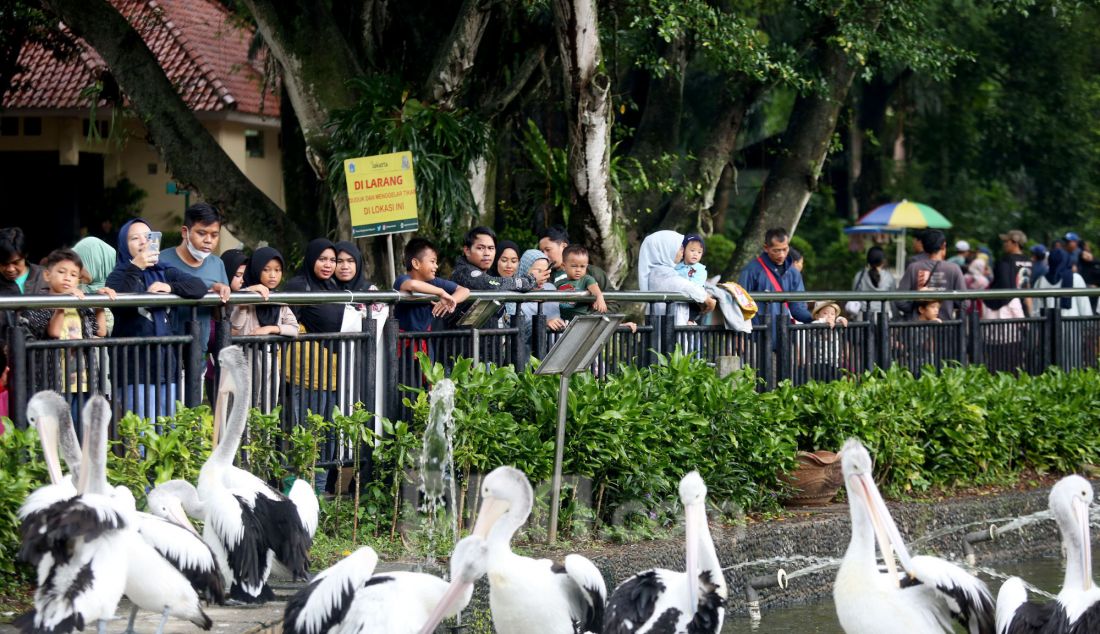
344, 151, 419, 238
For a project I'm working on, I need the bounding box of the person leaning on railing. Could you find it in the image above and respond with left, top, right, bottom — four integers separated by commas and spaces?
107, 218, 208, 419
448, 226, 548, 326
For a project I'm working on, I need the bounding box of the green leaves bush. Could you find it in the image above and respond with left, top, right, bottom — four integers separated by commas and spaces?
411, 352, 1100, 513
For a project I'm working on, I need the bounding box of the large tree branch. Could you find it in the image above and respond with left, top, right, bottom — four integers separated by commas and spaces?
724, 14, 881, 278
423, 0, 494, 109
242, 0, 363, 238
39, 0, 304, 252
481, 44, 545, 117
553, 0, 630, 287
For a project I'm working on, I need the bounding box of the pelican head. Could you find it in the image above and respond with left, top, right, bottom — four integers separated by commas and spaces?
77, 395, 112, 496
1050, 475, 1094, 592
26, 390, 73, 485
417, 535, 488, 634
147, 480, 202, 535
471, 466, 532, 541
679, 471, 709, 609
840, 439, 913, 575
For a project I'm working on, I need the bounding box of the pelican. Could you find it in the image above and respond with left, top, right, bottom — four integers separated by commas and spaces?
17, 391, 82, 534
17, 396, 129, 634
469, 466, 606, 634
834, 438, 995, 634
996, 475, 1100, 633
282, 536, 486, 634
196, 345, 311, 602
603, 471, 727, 633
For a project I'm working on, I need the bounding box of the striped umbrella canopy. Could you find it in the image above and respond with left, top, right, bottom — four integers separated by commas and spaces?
856, 200, 952, 229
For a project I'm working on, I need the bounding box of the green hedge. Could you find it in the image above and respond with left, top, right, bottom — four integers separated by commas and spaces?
406, 352, 1100, 510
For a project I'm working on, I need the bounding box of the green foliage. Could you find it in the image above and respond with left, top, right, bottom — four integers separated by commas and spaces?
518, 119, 573, 225
242, 407, 287, 485
109, 407, 213, 498
702, 233, 734, 276
327, 75, 491, 253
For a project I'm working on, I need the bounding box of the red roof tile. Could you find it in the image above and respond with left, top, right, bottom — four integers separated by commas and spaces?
3, 0, 278, 117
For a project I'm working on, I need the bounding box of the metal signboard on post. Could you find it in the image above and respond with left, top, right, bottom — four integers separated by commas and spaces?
343, 151, 419, 286
457, 299, 502, 366
534, 313, 624, 543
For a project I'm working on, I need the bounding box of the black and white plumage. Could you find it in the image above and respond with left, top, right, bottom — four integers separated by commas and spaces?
282, 536, 487, 634
996, 475, 1100, 634
834, 438, 995, 634
17, 396, 129, 634
471, 466, 607, 634
195, 346, 311, 603
604, 471, 728, 634
17, 391, 84, 535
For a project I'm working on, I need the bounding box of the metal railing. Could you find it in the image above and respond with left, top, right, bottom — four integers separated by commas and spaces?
5, 287, 1100, 444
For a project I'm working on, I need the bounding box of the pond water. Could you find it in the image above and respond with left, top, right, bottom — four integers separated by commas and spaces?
732, 556, 1065, 633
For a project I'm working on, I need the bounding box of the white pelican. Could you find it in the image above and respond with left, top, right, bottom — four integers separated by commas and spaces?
470, 466, 607, 634
834, 438, 995, 634
17, 396, 129, 634
603, 471, 727, 633
995, 475, 1100, 633
197, 345, 312, 603
17, 392, 82, 533
282, 536, 487, 634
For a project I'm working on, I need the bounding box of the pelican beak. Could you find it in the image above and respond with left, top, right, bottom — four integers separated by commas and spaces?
471, 496, 509, 539
169, 498, 199, 535
35, 417, 64, 486
416, 577, 474, 634
1074, 496, 1093, 591
213, 371, 236, 449
854, 473, 913, 583
684, 498, 704, 610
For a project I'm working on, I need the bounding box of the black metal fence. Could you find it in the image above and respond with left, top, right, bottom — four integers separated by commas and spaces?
5, 289, 1100, 461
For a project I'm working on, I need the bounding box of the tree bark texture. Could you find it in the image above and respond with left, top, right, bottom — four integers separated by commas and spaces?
724, 28, 874, 278
553, 0, 630, 287
242, 0, 363, 239
40, 0, 304, 253
423, 0, 493, 110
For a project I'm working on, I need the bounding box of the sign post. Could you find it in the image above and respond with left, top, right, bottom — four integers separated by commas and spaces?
457, 299, 502, 366
534, 314, 624, 543
343, 151, 419, 286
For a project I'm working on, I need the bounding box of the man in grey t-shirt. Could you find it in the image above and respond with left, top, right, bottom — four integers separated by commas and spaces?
895, 229, 966, 320
158, 203, 231, 355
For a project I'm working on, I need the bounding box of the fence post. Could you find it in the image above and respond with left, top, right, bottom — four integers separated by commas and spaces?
761, 312, 773, 389
8, 325, 27, 428
382, 316, 399, 422
185, 319, 203, 407
660, 305, 676, 355
513, 314, 528, 373
646, 313, 662, 366
776, 312, 791, 384
1048, 308, 1064, 370
877, 311, 891, 370
957, 313, 969, 367
968, 310, 983, 366
532, 313, 548, 360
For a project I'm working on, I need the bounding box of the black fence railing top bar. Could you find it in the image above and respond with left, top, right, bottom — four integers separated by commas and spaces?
1, 287, 1098, 310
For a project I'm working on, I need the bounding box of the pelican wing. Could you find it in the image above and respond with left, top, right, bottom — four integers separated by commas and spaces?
288, 478, 320, 538
205, 491, 270, 600
19, 493, 126, 567
905, 555, 995, 634
254, 494, 312, 580
283, 547, 378, 634
135, 513, 225, 604
603, 569, 671, 634
560, 554, 607, 634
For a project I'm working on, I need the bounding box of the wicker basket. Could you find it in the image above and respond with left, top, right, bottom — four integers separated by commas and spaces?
780, 450, 843, 507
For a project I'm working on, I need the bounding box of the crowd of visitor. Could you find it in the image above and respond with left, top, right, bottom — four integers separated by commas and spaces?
0, 204, 1097, 434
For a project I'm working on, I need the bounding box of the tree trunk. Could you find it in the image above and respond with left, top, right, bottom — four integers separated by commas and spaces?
659, 87, 758, 234
242, 0, 364, 240
552, 0, 630, 287
724, 24, 876, 278
423, 0, 494, 110
40, 0, 304, 252
853, 71, 910, 216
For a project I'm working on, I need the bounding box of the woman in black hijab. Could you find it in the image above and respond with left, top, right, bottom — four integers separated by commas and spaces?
334, 240, 375, 292
283, 238, 342, 492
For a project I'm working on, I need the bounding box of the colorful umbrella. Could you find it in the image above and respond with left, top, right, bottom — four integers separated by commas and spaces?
856, 200, 952, 229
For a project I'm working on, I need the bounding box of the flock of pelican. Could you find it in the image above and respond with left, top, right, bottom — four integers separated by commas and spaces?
13, 346, 1100, 634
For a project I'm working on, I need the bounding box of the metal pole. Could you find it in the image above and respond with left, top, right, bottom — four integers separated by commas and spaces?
386, 234, 397, 288
471, 328, 480, 367
548, 371, 571, 544
9, 325, 27, 428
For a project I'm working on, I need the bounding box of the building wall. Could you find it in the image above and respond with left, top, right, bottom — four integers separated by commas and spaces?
0, 112, 284, 252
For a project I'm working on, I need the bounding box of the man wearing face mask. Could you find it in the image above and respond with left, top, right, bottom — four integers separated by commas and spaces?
159, 203, 231, 357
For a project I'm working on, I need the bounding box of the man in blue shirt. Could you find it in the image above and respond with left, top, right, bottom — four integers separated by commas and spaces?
737, 227, 813, 325
158, 203, 231, 355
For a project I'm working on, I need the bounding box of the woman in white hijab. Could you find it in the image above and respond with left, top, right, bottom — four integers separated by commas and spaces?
637, 230, 716, 324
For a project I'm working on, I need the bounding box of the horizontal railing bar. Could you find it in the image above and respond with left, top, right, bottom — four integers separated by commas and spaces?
2, 287, 1100, 309
25, 335, 192, 348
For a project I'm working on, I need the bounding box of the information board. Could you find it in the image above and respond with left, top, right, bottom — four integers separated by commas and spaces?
344, 151, 419, 238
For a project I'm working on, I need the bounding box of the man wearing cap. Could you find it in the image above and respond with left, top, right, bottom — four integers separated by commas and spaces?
947, 240, 970, 267
1030, 245, 1048, 281
1065, 232, 1082, 268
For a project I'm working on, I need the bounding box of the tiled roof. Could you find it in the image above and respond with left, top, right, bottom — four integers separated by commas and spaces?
2, 0, 278, 116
